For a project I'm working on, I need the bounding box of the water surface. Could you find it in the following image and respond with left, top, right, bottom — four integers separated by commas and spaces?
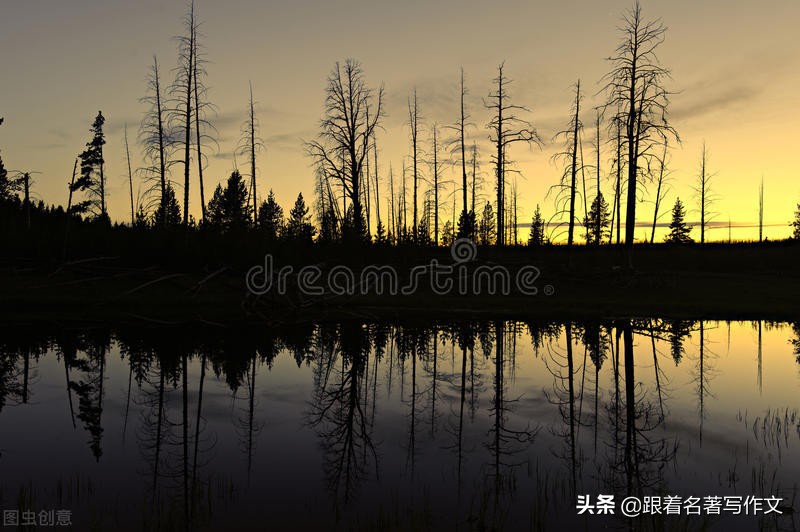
0, 319, 798, 531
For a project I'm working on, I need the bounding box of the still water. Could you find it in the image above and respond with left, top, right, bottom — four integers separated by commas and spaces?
0, 320, 798, 531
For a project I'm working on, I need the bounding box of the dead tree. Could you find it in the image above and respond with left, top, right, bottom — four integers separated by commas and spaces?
170, 0, 197, 225
601, 1, 678, 256
124, 125, 135, 225
650, 139, 670, 243
447, 67, 474, 238
594, 110, 602, 245
139, 56, 172, 224
694, 142, 715, 244
192, 21, 216, 224
430, 124, 443, 245
305, 59, 383, 241
238, 82, 264, 225
550, 81, 582, 247
372, 120, 384, 241
758, 177, 764, 242
486, 62, 541, 246
408, 89, 421, 243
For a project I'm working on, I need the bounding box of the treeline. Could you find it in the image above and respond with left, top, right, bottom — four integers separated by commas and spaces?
2, 1, 800, 251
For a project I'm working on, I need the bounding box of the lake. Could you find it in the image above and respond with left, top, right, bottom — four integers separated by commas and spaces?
0, 319, 797, 531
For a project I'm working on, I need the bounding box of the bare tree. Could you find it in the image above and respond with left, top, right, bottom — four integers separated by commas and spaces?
372, 118, 385, 241
408, 89, 422, 243
124, 124, 135, 225
550, 81, 582, 247
447, 68, 475, 238
486, 62, 541, 246
693, 142, 716, 244
305, 59, 383, 241
649, 139, 670, 243
593, 110, 603, 245
758, 177, 764, 242
139, 56, 173, 224
192, 19, 216, 224
601, 1, 678, 256
170, 0, 197, 225
238, 82, 264, 226
430, 124, 444, 245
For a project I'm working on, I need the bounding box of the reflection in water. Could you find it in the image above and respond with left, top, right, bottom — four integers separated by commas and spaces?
0, 320, 797, 531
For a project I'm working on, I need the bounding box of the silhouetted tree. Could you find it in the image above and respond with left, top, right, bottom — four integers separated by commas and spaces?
792, 204, 800, 240
528, 204, 545, 246
124, 124, 135, 225
758, 177, 764, 242
171, 0, 198, 225
486, 62, 541, 246
152, 182, 182, 226
139, 56, 173, 225
408, 89, 422, 243
429, 124, 444, 245
0, 151, 20, 201
665, 198, 692, 243
239, 82, 263, 225
693, 142, 715, 244
601, 1, 678, 254
306, 59, 383, 242
285, 193, 316, 242
73, 111, 108, 220
478, 201, 496, 245
449, 68, 476, 240
206, 170, 251, 231
257, 189, 284, 240
584, 193, 611, 245
441, 220, 455, 247
650, 139, 670, 243
192, 19, 215, 224
553, 80, 583, 246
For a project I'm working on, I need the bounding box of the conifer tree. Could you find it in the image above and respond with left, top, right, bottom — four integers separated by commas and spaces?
478, 202, 497, 245
665, 197, 693, 243
206, 170, 251, 231
791, 204, 800, 240
152, 182, 182, 226
285, 193, 316, 242
257, 189, 284, 240
583, 193, 611, 245
73, 111, 107, 220
528, 204, 545, 246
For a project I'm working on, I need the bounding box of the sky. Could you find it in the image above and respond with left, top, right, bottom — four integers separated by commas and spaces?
1, 0, 798, 241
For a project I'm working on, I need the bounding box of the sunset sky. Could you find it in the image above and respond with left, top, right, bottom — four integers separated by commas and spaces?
1, 0, 798, 241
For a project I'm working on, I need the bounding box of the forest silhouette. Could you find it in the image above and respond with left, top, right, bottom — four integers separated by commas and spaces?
1, 1, 799, 321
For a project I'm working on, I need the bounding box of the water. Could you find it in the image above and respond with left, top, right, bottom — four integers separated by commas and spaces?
0, 320, 798, 531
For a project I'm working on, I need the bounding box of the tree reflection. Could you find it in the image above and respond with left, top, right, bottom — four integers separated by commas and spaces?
307, 322, 377, 504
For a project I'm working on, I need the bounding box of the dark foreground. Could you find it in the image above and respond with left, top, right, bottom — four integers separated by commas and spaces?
2, 243, 799, 323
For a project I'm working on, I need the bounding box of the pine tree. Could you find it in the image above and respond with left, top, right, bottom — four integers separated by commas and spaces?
285, 193, 316, 242
0, 152, 13, 201
73, 111, 107, 220
206, 170, 251, 231
665, 198, 693, 243
374, 220, 387, 244
257, 189, 285, 240
528, 204, 545, 246
583, 193, 611, 245
478, 202, 496, 245
441, 220, 455, 247
792, 204, 800, 240
456, 209, 476, 241
152, 182, 182, 226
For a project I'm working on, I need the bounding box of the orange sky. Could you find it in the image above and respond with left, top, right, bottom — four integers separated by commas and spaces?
1, 0, 798, 241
